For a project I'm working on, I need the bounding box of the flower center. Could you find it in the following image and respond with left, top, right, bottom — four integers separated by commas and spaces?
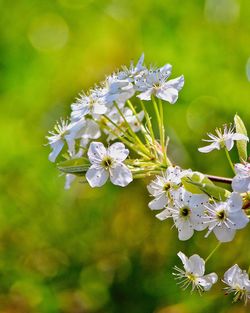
216, 210, 226, 221
180, 206, 190, 217
163, 182, 171, 192
187, 272, 196, 282
102, 157, 113, 169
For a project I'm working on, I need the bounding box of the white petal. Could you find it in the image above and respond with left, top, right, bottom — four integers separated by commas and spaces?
109, 163, 133, 187
108, 142, 129, 162
176, 220, 194, 241
92, 103, 107, 115
87, 142, 106, 164
213, 226, 235, 242
229, 211, 249, 229
82, 119, 101, 139
189, 254, 205, 276
232, 133, 249, 142
177, 251, 189, 267
65, 134, 76, 155
164, 75, 184, 91
183, 190, 208, 208
48, 140, 64, 162
137, 88, 153, 101
198, 273, 218, 291
64, 174, 76, 190
228, 192, 243, 212
223, 264, 242, 285
135, 53, 144, 70
155, 208, 171, 220
86, 165, 109, 187
192, 213, 207, 231
235, 163, 249, 175
160, 64, 172, 73
148, 194, 168, 210
198, 142, 220, 153
156, 87, 179, 103
225, 138, 234, 151
232, 176, 250, 193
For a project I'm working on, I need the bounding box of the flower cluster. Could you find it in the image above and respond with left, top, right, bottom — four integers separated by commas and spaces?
46, 55, 250, 304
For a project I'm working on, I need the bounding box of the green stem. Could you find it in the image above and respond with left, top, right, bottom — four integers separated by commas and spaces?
205, 242, 221, 263
139, 100, 156, 145
98, 121, 151, 160
113, 102, 151, 157
127, 100, 153, 149
152, 96, 166, 162
102, 114, 137, 143
224, 149, 235, 174
158, 98, 167, 163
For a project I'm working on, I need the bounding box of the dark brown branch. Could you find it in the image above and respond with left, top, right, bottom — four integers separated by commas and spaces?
206, 174, 232, 184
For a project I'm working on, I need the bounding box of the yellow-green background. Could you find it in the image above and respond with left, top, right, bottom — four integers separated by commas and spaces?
0, 0, 250, 312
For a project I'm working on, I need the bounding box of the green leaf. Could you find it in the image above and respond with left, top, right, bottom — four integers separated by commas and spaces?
57, 157, 90, 175
234, 114, 248, 162
182, 172, 230, 200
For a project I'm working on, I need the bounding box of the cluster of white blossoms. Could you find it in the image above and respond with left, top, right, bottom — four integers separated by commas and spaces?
47, 55, 250, 304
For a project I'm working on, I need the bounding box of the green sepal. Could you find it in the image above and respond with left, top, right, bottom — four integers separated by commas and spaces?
234, 114, 248, 162
57, 157, 90, 175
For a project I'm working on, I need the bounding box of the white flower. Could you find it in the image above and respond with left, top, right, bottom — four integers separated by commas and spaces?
147, 166, 191, 210
204, 192, 249, 242
103, 76, 135, 105
232, 162, 250, 193
198, 125, 249, 153
136, 65, 184, 103
173, 251, 218, 293
156, 187, 209, 241
47, 119, 76, 162
223, 264, 250, 304
118, 53, 147, 82
86, 142, 133, 187
71, 90, 108, 122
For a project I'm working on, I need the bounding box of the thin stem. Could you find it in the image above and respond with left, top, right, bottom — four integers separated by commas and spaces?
225, 149, 235, 174
139, 100, 157, 155
102, 114, 137, 143
126, 100, 153, 148
205, 242, 221, 263
98, 121, 151, 160
158, 98, 167, 163
206, 174, 232, 184
152, 96, 166, 164
113, 102, 151, 157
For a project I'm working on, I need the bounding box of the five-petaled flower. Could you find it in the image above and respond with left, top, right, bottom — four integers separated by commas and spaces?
156, 187, 209, 240
223, 264, 250, 305
198, 125, 249, 153
86, 142, 133, 187
173, 251, 218, 293
136, 65, 184, 103
204, 192, 249, 242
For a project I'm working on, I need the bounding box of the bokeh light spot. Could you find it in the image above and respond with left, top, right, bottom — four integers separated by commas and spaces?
28, 13, 69, 52
246, 58, 250, 82
204, 0, 240, 24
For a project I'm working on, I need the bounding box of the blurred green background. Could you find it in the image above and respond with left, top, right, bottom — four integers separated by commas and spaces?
0, 0, 250, 312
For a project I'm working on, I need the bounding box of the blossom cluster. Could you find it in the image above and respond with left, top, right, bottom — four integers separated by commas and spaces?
46, 55, 250, 304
